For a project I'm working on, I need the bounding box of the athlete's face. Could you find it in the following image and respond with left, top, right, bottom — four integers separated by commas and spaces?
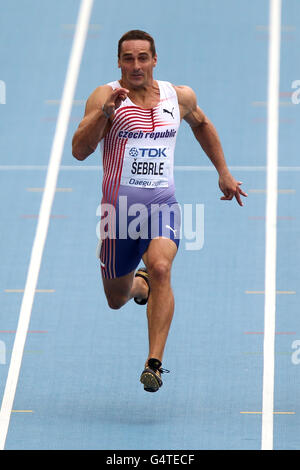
118, 40, 157, 89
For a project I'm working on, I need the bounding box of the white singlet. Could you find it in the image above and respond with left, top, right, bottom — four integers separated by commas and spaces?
100, 80, 181, 206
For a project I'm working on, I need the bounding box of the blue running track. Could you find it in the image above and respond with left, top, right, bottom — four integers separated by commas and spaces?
0, 0, 300, 450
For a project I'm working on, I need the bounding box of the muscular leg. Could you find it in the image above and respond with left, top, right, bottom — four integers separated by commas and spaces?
142, 237, 178, 363
102, 269, 149, 310
101, 237, 177, 367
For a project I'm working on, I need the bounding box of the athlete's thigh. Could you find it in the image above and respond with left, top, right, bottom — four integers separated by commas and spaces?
100, 235, 141, 281
101, 269, 135, 301
142, 237, 178, 270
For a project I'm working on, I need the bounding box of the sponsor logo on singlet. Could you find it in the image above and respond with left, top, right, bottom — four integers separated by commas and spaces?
120, 145, 170, 188
129, 147, 167, 158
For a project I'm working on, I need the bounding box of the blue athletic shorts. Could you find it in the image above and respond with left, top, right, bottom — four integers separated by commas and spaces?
97, 198, 181, 279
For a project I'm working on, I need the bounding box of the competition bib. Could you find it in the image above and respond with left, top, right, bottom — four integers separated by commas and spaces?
120, 145, 170, 188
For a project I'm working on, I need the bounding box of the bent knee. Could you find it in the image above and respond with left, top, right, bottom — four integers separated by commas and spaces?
148, 260, 171, 282
106, 294, 128, 310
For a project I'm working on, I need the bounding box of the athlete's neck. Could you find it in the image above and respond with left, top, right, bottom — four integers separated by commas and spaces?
119, 79, 160, 108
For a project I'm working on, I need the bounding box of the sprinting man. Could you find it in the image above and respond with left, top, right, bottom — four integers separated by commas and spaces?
72, 30, 247, 392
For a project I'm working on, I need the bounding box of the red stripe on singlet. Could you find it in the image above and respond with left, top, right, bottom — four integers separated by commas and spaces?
103, 107, 162, 203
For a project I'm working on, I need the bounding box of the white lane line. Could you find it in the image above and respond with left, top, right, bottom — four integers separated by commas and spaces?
0, 0, 94, 450
261, 0, 282, 451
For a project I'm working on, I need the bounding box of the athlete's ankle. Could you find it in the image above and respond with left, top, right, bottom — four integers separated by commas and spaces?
133, 275, 148, 300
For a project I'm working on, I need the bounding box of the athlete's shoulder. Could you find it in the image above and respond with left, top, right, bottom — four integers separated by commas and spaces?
172, 85, 197, 107
88, 84, 114, 101
84, 84, 114, 115
158, 81, 195, 106
171, 85, 204, 124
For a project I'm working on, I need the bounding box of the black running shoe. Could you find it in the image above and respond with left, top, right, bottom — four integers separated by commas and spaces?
140, 358, 170, 392
134, 267, 150, 305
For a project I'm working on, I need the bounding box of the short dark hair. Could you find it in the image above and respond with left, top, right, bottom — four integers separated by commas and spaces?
118, 30, 156, 58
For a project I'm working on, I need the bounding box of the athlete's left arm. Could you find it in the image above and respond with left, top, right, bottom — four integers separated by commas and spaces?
174, 85, 247, 206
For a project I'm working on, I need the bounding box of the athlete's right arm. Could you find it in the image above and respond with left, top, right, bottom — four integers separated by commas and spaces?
72, 85, 129, 161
